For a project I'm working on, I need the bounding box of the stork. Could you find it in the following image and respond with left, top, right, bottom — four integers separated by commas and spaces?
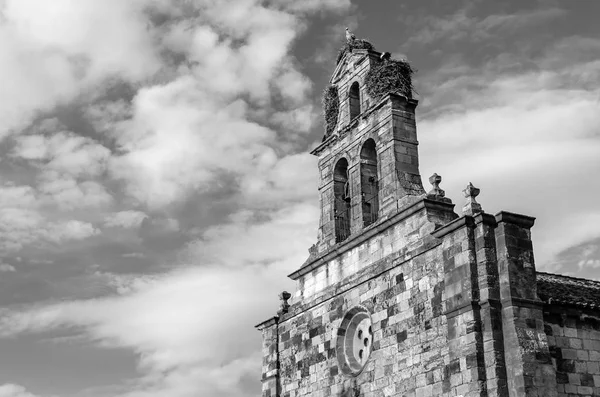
345, 27, 356, 42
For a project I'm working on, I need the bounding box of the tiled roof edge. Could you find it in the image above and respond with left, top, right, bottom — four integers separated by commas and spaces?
536, 271, 600, 285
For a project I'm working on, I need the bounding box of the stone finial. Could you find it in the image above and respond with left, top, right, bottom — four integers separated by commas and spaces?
462, 182, 483, 216
278, 291, 291, 315
427, 173, 445, 199
301, 244, 318, 267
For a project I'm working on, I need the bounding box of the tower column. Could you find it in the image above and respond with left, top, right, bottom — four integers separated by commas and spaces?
494, 212, 557, 397
256, 316, 280, 397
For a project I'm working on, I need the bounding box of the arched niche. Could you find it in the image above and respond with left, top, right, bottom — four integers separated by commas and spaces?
349, 82, 361, 121
360, 139, 379, 227
333, 158, 351, 243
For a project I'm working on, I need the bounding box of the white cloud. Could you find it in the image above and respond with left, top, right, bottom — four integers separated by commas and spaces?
109, 77, 276, 208
0, 0, 163, 136
405, 7, 566, 46
0, 384, 38, 397
0, 208, 99, 252
12, 131, 111, 178
579, 259, 600, 270
104, 211, 148, 229
187, 203, 317, 267
38, 177, 113, 211
0, 199, 317, 396
0, 263, 16, 272
46, 220, 99, 243
98, 0, 340, 209
240, 153, 319, 208
0, 184, 38, 209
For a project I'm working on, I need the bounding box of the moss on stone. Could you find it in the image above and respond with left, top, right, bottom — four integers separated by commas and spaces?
322, 84, 339, 137
336, 39, 375, 65
365, 59, 415, 101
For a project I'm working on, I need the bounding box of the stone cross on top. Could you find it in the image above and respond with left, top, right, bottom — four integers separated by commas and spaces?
426, 173, 451, 204
462, 182, 483, 216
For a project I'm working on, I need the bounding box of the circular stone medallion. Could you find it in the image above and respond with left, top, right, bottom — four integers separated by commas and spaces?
336, 306, 373, 376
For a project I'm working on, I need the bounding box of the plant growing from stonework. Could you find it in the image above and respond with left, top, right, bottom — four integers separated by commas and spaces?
322, 84, 339, 137
365, 59, 416, 101
336, 39, 375, 65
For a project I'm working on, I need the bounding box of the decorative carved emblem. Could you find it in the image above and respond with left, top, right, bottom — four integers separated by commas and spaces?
336, 307, 373, 376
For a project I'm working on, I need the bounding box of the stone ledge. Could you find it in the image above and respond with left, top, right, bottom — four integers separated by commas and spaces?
501, 296, 543, 310
495, 211, 536, 229
444, 300, 481, 319
255, 316, 279, 330
262, 370, 279, 381
280, 239, 441, 323
430, 215, 475, 239
288, 197, 455, 280
474, 212, 497, 227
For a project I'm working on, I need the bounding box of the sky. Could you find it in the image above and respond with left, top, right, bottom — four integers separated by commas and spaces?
0, 0, 598, 396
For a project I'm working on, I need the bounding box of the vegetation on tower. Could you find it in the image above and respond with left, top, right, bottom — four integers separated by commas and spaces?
322, 84, 339, 137
365, 58, 416, 100
336, 38, 375, 65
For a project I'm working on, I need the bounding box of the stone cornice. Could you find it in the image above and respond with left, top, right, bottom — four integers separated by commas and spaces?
494, 211, 536, 229
430, 215, 475, 239
254, 316, 279, 330
288, 197, 455, 280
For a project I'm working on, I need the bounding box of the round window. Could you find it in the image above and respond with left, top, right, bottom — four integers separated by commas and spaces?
336, 306, 373, 376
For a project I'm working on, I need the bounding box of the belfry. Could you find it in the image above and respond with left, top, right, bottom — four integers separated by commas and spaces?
256, 30, 600, 397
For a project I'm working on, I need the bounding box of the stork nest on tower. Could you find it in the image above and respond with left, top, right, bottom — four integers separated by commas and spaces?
364, 58, 416, 100
336, 38, 375, 65
322, 84, 339, 138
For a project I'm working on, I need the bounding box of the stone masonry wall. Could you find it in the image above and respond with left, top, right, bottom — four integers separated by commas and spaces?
273, 200, 506, 397
260, 207, 568, 397
545, 307, 600, 396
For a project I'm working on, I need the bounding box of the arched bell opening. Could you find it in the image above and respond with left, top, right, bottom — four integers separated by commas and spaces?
349, 82, 361, 121
360, 139, 379, 227
333, 158, 351, 243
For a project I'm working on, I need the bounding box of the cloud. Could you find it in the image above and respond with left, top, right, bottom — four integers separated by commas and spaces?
404, 6, 566, 46
0, 0, 163, 136
12, 131, 111, 178
97, 0, 339, 209
0, 264, 16, 272
122, 253, 145, 259
104, 211, 148, 229
38, 177, 113, 211
108, 77, 276, 208
579, 259, 600, 270
47, 220, 100, 243
0, 208, 99, 252
0, 198, 316, 396
239, 153, 318, 208
0, 184, 38, 209
186, 203, 317, 267
0, 384, 38, 397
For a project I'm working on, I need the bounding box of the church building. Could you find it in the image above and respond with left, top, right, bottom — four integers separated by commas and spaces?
256, 31, 600, 397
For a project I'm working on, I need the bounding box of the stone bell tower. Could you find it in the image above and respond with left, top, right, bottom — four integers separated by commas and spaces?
313, 38, 425, 254
255, 29, 576, 397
